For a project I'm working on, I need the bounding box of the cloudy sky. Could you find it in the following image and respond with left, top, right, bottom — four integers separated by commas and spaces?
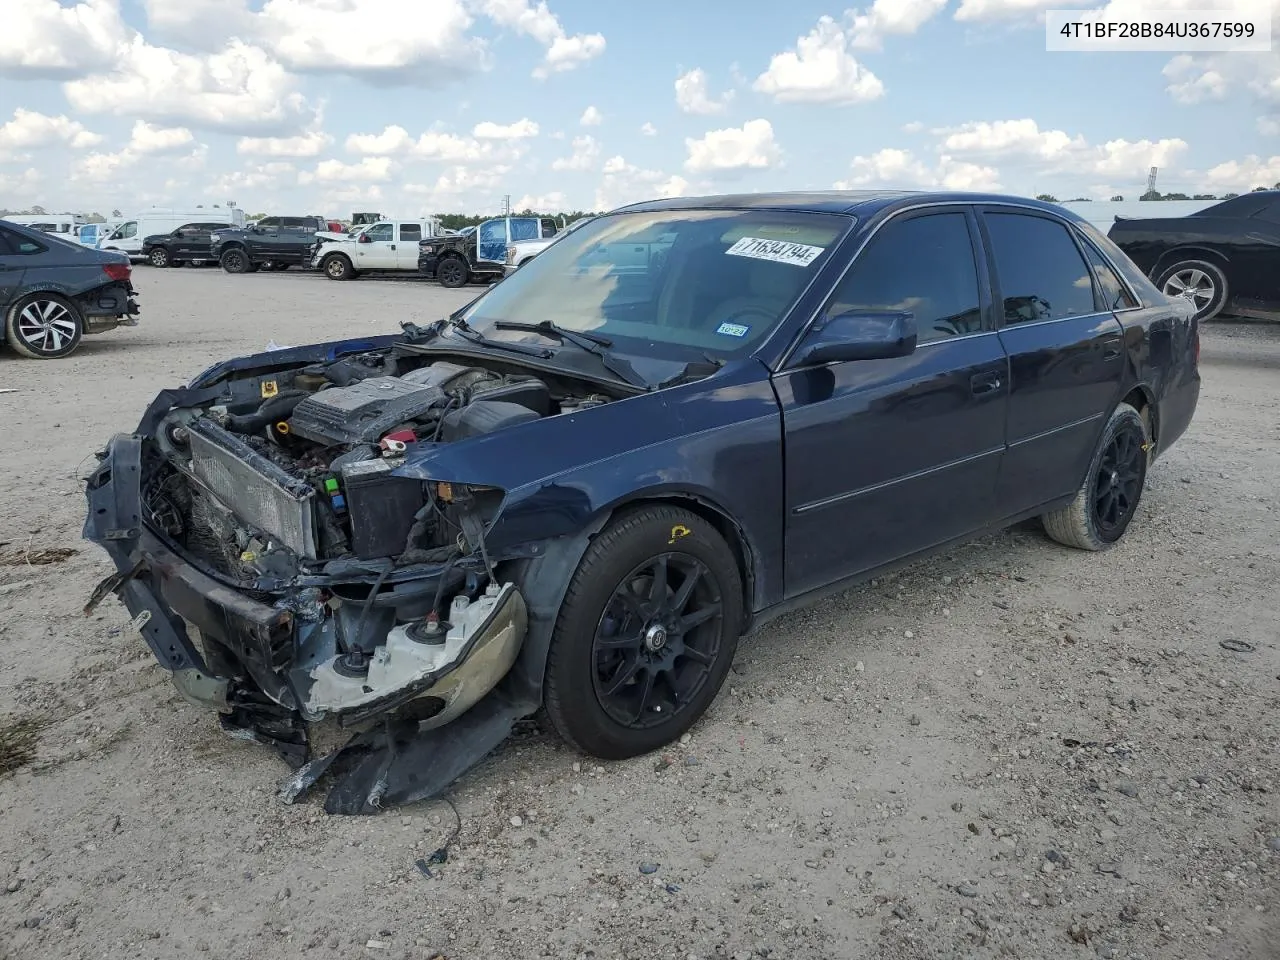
0, 0, 1277, 217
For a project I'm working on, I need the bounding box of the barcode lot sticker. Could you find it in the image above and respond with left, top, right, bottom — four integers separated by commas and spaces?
1045, 7, 1271, 52
725, 236, 825, 267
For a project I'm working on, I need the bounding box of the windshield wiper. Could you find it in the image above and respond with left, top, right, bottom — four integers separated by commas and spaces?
445, 316, 553, 359
656, 353, 725, 389
494, 319, 648, 388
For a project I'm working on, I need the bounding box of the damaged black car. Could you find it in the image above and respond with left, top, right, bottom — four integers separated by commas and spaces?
82, 192, 1199, 814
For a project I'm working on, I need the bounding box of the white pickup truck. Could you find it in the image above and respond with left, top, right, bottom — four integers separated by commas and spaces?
503, 216, 594, 275
313, 218, 441, 280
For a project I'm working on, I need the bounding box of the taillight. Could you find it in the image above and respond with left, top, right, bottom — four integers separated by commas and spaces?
102, 262, 131, 282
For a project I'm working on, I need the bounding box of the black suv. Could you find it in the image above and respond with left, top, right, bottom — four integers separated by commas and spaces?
0, 220, 139, 359
142, 221, 235, 268
210, 216, 327, 274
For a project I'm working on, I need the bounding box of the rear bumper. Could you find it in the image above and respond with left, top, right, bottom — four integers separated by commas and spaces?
83, 282, 140, 331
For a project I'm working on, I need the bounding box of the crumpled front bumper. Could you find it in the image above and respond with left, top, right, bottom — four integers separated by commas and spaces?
82, 433, 533, 813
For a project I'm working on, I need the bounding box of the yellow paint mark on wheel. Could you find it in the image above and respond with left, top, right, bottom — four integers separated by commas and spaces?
668, 523, 691, 544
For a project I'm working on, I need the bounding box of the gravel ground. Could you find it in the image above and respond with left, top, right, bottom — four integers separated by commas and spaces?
0, 267, 1277, 960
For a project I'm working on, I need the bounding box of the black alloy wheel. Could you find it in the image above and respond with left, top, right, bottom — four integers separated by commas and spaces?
591, 553, 725, 730
437, 257, 467, 288
220, 248, 249, 273
1091, 421, 1144, 540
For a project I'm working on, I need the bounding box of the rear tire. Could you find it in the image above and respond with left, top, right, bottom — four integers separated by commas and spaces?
1155, 259, 1228, 322
5, 292, 85, 359
542, 505, 743, 760
148, 247, 171, 268
322, 254, 355, 280
1042, 403, 1148, 551
220, 248, 250, 274
437, 256, 468, 288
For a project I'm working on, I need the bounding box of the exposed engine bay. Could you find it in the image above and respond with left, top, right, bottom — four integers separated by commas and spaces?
84, 340, 619, 812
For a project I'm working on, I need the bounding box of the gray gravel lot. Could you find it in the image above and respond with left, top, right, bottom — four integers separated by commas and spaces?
1, 266, 1277, 960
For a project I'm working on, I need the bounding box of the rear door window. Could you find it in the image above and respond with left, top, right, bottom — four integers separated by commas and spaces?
983, 212, 1097, 325
399, 223, 422, 242
0, 229, 46, 255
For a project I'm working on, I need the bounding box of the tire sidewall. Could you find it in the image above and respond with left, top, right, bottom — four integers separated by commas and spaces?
546, 508, 743, 758
5, 293, 84, 359
1082, 405, 1149, 547
1156, 259, 1227, 321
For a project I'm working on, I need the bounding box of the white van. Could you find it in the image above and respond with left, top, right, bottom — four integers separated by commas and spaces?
2, 213, 82, 236
100, 207, 246, 260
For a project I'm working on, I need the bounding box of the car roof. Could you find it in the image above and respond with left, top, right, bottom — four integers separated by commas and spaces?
613, 190, 1086, 222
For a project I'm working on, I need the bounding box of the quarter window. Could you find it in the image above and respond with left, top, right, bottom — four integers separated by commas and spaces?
985, 213, 1096, 325
0, 229, 46, 255
824, 212, 983, 344
1080, 240, 1138, 311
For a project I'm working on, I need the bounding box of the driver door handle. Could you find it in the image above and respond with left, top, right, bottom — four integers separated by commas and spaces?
970, 371, 1003, 396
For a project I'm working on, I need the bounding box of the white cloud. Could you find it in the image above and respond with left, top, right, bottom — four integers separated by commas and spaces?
579, 106, 603, 126
237, 130, 332, 157
595, 156, 688, 210
406, 164, 510, 202
936, 119, 1088, 160
473, 118, 540, 139
902, 121, 925, 133
835, 148, 1002, 191
675, 68, 734, 114
65, 38, 310, 135
1203, 154, 1280, 188
345, 126, 501, 163
263, 0, 481, 79
0, 167, 43, 199
0, 109, 102, 156
299, 157, 396, 184
684, 119, 781, 175
479, 0, 605, 78
933, 118, 1188, 180
551, 135, 600, 172
953, 0, 1083, 20
640, 122, 658, 136
753, 16, 884, 105
128, 120, 194, 154
848, 0, 948, 50
515, 191, 568, 210
0, 0, 128, 79
208, 161, 297, 195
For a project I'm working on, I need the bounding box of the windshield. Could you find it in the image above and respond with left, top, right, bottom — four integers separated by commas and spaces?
460, 209, 850, 358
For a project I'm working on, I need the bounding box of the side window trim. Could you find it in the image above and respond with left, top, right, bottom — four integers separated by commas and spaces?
975, 205, 1110, 330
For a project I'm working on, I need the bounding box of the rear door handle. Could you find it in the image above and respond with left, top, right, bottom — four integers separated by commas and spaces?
970, 371, 1003, 396
1101, 336, 1122, 361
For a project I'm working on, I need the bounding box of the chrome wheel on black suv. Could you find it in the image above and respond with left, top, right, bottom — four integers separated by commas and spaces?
1156, 259, 1228, 321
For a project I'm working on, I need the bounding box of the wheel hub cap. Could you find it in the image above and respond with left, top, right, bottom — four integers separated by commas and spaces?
643, 623, 669, 652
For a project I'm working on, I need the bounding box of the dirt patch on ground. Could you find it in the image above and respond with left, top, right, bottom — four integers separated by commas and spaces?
0, 269, 1276, 960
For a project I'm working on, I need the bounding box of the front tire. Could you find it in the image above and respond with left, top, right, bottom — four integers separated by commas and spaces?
148, 247, 171, 268
323, 254, 355, 280
5, 293, 84, 359
1156, 259, 1228, 322
542, 506, 743, 760
220, 248, 250, 274
436, 256, 468, 288
1042, 403, 1148, 551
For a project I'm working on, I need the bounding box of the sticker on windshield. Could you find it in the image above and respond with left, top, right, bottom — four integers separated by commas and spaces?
725, 236, 825, 267
716, 321, 750, 338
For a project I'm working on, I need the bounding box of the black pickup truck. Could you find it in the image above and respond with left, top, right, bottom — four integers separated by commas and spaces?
209, 216, 327, 274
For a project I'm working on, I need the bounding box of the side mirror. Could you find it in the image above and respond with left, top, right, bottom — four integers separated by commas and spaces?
358, 233, 372, 244
791, 310, 917, 367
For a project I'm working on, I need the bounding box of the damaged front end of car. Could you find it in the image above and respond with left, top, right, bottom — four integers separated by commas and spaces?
81, 327, 620, 813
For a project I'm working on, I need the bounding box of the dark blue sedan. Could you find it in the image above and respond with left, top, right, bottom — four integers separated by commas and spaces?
83, 191, 1200, 813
